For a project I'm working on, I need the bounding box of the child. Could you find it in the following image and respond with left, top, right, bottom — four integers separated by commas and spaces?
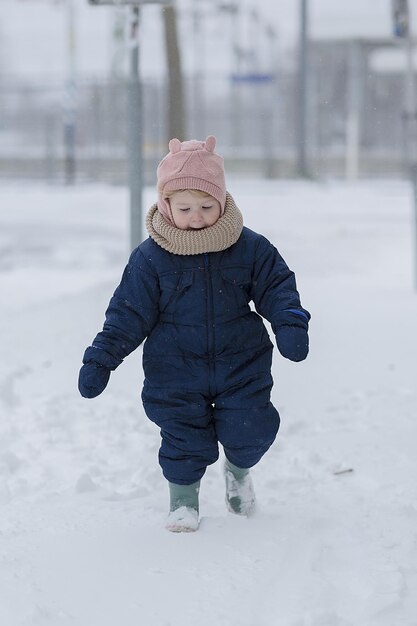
78, 136, 310, 532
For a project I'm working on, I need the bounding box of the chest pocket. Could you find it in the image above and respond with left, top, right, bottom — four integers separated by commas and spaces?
219, 266, 253, 307
158, 270, 194, 312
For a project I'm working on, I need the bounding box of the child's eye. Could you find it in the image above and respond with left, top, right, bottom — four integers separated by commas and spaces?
179, 208, 190, 212
202, 205, 213, 210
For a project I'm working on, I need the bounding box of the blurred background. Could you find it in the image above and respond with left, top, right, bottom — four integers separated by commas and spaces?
1, 0, 417, 185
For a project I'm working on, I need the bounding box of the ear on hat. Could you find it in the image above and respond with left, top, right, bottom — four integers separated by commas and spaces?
205, 136, 216, 152
168, 138, 181, 154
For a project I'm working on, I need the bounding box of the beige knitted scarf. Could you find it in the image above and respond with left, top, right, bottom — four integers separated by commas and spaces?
145, 192, 244, 255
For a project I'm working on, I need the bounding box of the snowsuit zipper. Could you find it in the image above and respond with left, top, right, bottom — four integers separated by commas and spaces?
203, 253, 216, 396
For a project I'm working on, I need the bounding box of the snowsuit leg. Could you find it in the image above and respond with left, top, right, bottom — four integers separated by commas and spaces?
142, 387, 219, 485
213, 370, 280, 469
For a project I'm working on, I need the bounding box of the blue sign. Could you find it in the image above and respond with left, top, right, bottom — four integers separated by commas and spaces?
230, 73, 275, 84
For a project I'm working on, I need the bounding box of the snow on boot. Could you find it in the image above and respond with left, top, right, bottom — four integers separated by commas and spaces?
165, 481, 200, 533
223, 459, 256, 516
166, 506, 199, 533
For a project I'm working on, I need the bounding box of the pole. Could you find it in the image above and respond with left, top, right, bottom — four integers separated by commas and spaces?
345, 41, 362, 179
403, 28, 417, 290
264, 24, 277, 179
230, 3, 241, 147
89, 1, 172, 251
403, 27, 417, 165
64, 0, 77, 184
392, 0, 417, 289
192, 0, 205, 137
163, 5, 185, 140
128, 6, 143, 250
394, 0, 417, 289
296, 0, 309, 177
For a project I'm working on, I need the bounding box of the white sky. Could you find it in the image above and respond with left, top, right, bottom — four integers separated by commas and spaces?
1, 0, 416, 80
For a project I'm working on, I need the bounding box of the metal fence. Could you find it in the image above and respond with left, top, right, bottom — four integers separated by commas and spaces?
0, 69, 408, 183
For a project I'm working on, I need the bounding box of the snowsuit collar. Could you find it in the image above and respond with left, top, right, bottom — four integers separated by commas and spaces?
145, 192, 244, 256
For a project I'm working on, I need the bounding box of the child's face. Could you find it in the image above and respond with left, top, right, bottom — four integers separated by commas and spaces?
168, 190, 221, 230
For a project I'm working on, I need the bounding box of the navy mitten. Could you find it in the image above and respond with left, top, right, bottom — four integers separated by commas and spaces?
276, 325, 309, 362
78, 362, 111, 398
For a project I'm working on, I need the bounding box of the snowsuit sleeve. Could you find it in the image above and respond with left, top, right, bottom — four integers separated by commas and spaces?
250, 236, 310, 335
82, 248, 160, 369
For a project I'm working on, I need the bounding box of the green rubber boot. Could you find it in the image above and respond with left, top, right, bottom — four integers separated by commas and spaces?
224, 458, 256, 516
166, 481, 200, 533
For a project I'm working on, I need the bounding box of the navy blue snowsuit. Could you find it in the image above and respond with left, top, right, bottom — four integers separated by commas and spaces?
80, 226, 310, 485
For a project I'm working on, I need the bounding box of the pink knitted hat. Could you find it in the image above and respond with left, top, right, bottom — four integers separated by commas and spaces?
156, 135, 226, 224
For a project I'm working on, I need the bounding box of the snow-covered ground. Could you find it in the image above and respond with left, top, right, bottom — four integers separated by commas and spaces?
1, 179, 417, 626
